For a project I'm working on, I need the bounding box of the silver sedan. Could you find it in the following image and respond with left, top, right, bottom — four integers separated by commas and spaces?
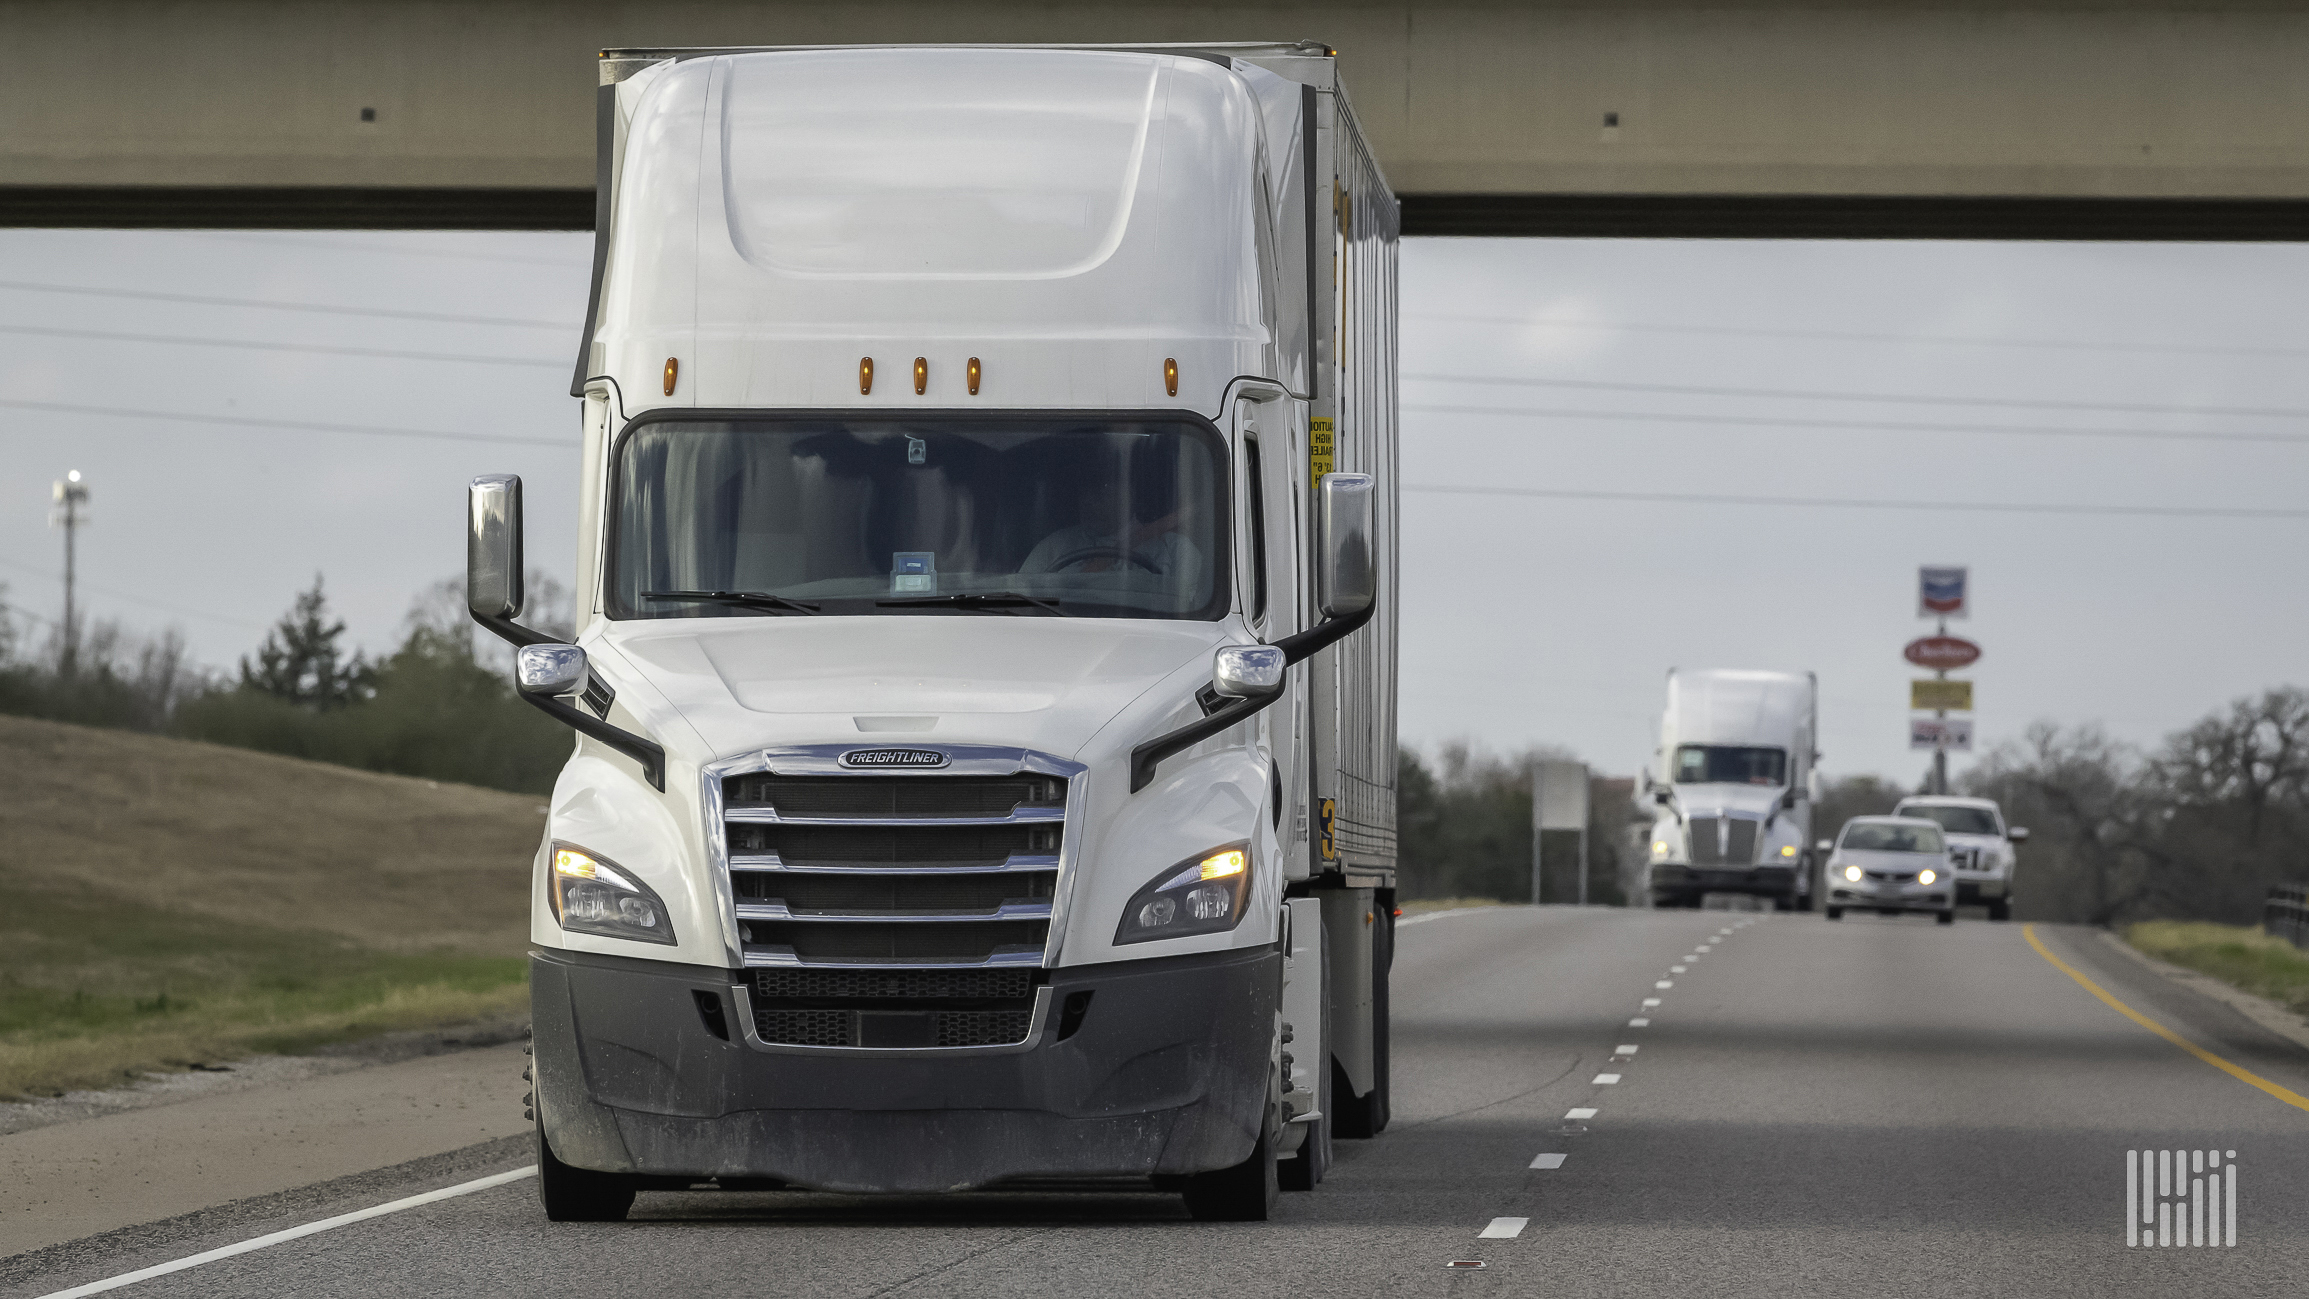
1817, 816, 1957, 924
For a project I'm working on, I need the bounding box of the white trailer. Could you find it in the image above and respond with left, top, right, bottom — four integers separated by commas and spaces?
464, 41, 1398, 1222
1641, 669, 1821, 909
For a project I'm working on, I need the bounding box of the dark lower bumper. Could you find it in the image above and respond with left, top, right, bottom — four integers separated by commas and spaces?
531, 945, 1278, 1192
1652, 865, 1797, 904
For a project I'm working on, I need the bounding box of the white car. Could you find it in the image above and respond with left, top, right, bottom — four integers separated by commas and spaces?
1893, 796, 2028, 921
1817, 816, 1957, 924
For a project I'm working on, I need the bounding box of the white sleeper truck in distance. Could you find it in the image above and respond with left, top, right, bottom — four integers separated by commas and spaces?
464, 42, 1400, 1223
1643, 669, 1822, 910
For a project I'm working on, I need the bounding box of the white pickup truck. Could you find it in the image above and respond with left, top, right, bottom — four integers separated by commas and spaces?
1891, 795, 2028, 921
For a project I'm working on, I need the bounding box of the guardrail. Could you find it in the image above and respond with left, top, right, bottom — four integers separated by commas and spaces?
2267, 884, 2309, 950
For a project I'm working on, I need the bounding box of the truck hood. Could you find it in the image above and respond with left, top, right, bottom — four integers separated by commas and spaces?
594, 615, 1225, 762
1669, 783, 1789, 820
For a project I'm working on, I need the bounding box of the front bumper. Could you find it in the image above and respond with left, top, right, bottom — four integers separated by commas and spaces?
1651, 864, 1799, 903
1827, 882, 1951, 914
531, 945, 1278, 1192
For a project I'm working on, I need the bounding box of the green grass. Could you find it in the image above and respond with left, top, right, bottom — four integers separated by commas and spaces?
0, 876, 527, 1098
2125, 920, 2309, 1018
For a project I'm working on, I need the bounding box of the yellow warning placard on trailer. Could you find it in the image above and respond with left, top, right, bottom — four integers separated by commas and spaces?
1911, 679, 1973, 711
1309, 418, 1335, 487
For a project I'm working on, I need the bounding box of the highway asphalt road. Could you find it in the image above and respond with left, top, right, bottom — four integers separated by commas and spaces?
7, 906, 2306, 1298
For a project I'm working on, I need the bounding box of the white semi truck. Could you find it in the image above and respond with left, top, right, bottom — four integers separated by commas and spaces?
1642, 669, 1821, 910
464, 42, 1399, 1222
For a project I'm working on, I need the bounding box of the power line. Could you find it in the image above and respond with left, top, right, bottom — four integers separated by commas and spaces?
1409, 311, 2309, 360
0, 279, 570, 330
1405, 373, 2309, 421
0, 399, 569, 448
1403, 402, 2309, 447
0, 323, 564, 369
1404, 483, 2309, 519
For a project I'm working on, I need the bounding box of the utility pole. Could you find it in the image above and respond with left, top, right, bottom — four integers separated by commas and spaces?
1932, 615, 1949, 795
50, 471, 88, 676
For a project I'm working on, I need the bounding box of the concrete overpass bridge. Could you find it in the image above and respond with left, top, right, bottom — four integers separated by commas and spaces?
7, 1, 2309, 238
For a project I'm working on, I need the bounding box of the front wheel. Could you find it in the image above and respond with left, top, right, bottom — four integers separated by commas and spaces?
1936, 910, 1956, 926
536, 1121, 636, 1222
1824, 907, 1843, 921
1183, 1104, 1280, 1221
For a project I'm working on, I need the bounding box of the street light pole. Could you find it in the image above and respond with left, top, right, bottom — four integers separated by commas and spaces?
51, 471, 88, 676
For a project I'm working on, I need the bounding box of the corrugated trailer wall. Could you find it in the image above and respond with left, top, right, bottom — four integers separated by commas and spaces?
1318, 86, 1400, 884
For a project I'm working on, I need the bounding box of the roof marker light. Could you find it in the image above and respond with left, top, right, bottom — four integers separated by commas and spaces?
859, 357, 874, 395
967, 357, 981, 396
662, 357, 677, 396
1164, 357, 1178, 397
914, 357, 928, 395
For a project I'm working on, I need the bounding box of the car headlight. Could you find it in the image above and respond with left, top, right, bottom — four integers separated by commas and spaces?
1919, 868, 1937, 885
1115, 844, 1253, 945
1842, 864, 1862, 882
550, 843, 676, 945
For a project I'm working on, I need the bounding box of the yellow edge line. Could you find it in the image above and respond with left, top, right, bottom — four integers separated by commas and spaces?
2023, 922, 2309, 1114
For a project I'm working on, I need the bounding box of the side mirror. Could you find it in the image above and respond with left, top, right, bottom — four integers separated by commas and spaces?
1213, 645, 1285, 699
2008, 826, 2030, 843
468, 475, 525, 620
1316, 473, 1376, 618
517, 643, 588, 698
1652, 787, 1674, 806
1780, 788, 1798, 810
1815, 839, 1833, 854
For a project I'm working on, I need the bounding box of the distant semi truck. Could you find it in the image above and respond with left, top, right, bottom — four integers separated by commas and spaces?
463, 42, 1400, 1222
1642, 669, 1821, 910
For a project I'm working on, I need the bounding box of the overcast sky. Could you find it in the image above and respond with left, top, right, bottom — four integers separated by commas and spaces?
3, 231, 2305, 785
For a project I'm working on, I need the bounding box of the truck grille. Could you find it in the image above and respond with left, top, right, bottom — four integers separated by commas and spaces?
723, 768, 1067, 970
1688, 816, 1761, 866
747, 967, 1040, 1049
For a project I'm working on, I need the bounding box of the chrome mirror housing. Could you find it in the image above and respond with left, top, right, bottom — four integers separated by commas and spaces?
517, 643, 588, 698
1213, 645, 1286, 699
1815, 839, 1834, 854
467, 474, 525, 620
2008, 826, 2030, 843
1316, 473, 1376, 618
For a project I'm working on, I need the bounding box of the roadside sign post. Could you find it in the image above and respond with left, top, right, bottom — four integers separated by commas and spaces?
1911, 567, 1974, 794
1533, 760, 1590, 906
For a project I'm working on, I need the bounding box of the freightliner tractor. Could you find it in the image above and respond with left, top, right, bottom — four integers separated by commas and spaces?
1642, 669, 1822, 910
463, 42, 1399, 1222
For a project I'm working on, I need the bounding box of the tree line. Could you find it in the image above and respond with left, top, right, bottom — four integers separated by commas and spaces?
0, 575, 574, 795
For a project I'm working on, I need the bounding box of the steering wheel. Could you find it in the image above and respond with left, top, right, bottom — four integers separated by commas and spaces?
1050, 546, 1164, 575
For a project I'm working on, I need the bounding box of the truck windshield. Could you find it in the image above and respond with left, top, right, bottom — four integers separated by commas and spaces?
1899, 805, 2000, 836
1842, 823, 1946, 854
1673, 745, 1786, 785
611, 417, 1229, 620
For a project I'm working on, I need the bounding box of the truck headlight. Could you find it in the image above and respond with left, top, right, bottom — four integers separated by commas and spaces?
550, 843, 676, 945
1651, 839, 1674, 858
1779, 845, 1797, 858
1115, 844, 1252, 945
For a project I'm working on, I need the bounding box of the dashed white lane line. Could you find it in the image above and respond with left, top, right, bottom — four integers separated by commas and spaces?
1628, 1017, 1650, 1027
32, 1167, 538, 1299
1654, 980, 1674, 989
1614, 1044, 1640, 1055
1642, 997, 1661, 1007
1480, 1217, 1531, 1238
1593, 1073, 1621, 1085
1670, 965, 1687, 972
1528, 1154, 1567, 1170
1565, 1107, 1598, 1120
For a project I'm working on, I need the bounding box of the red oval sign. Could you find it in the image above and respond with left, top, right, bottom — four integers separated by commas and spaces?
1905, 636, 1981, 670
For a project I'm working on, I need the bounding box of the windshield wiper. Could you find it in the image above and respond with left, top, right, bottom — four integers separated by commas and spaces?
643, 589, 820, 615
875, 591, 1073, 617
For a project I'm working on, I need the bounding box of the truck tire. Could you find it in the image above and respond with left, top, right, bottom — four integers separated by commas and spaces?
1824, 907, 1843, 921
1183, 1104, 1280, 1221
536, 1119, 635, 1222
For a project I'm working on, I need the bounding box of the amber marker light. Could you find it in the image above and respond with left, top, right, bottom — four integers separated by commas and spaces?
914, 357, 928, 395
662, 357, 678, 396
859, 357, 874, 395
1198, 848, 1247, 881
1164, 357, 1178, 397
967, 357, 981, 395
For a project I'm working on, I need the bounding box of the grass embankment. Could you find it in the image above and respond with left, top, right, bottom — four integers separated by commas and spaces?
2125, 920, 2309, 1017
1398, 897, 1514, 916
0, 714, 544, 1098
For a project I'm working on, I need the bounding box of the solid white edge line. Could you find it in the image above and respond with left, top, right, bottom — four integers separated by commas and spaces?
1479, 1216, 1530, 1238
33, 1166, 539, 1299
1397, 907, 1514, 928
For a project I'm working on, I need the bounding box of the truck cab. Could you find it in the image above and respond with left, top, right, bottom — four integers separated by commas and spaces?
1643, 669, 1821, 910
1892, 795, 2027, 921
464, 43, 1399, 1223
